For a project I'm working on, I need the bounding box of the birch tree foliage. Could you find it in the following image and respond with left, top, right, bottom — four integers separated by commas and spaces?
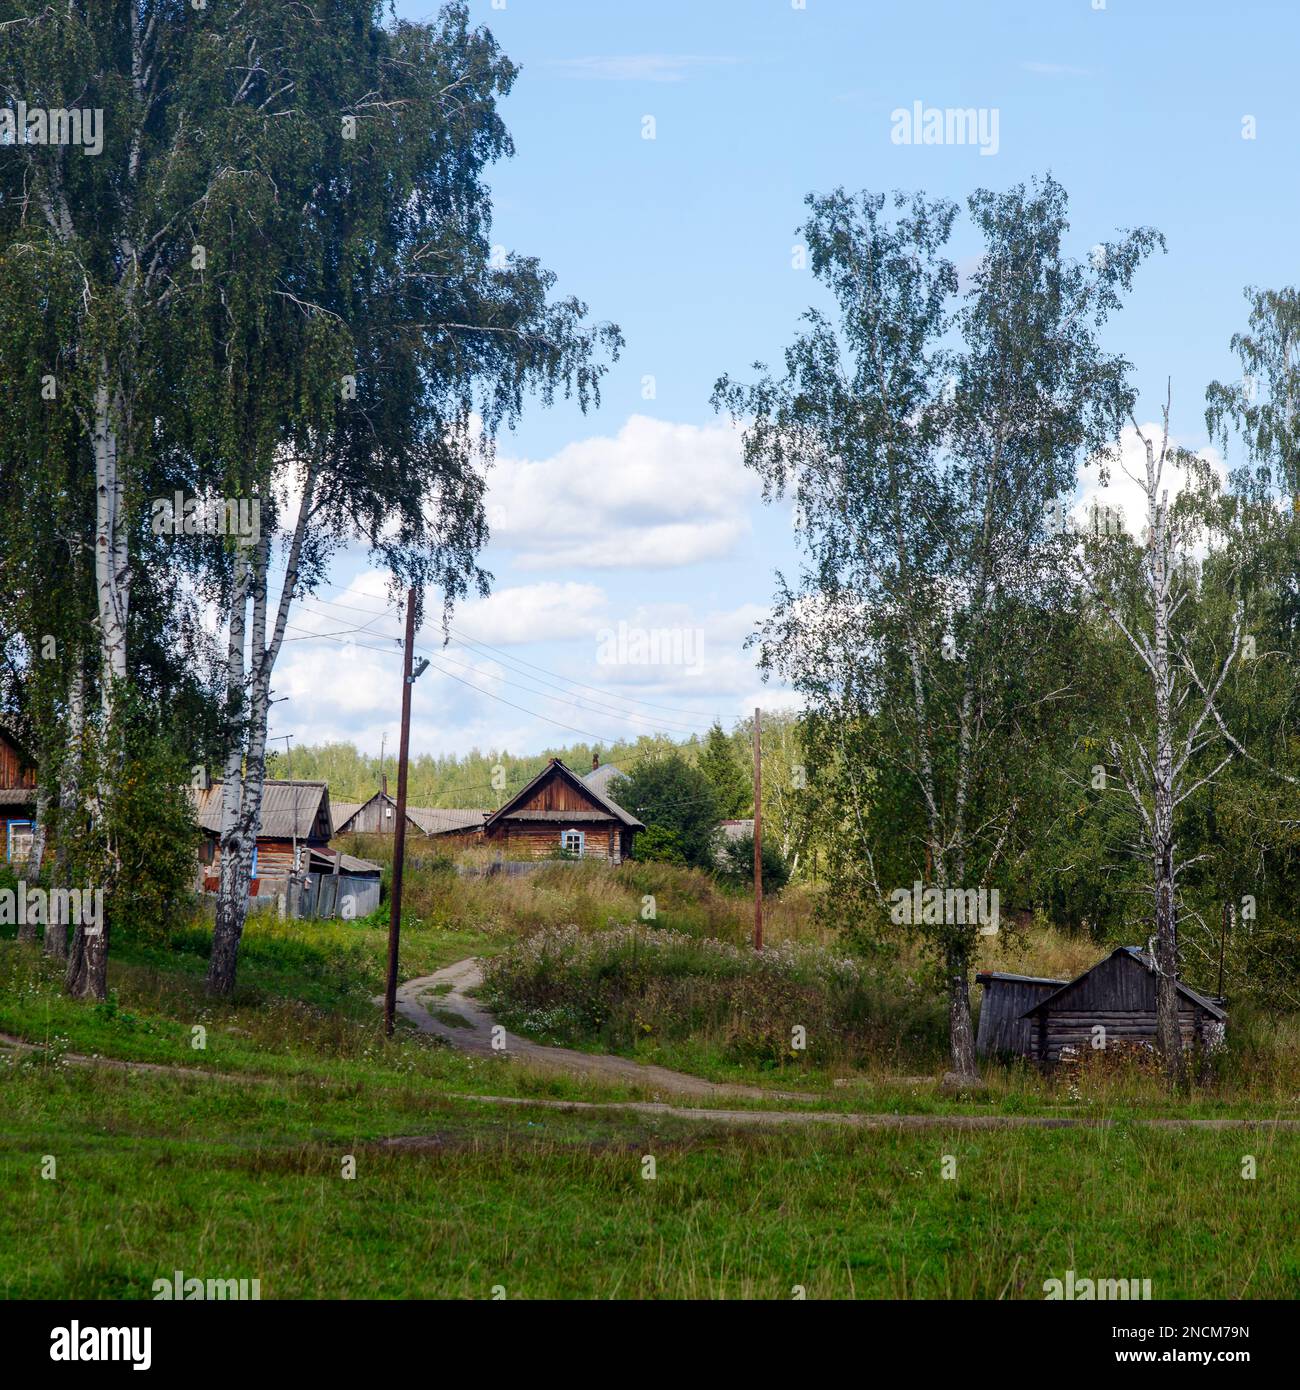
136, 4, 624, 996
713, 177, 1160, 1081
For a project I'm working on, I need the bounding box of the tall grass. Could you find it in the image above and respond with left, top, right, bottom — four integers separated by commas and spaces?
481, 924, 947, 1069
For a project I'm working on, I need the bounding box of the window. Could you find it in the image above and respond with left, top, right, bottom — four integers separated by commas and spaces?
250, 844, 259, 880
561, 829, 585, 857
5, 821, 33, 863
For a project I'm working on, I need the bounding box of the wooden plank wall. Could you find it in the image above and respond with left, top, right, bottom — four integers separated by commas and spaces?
515, 774, 604, 814
487, 821, 618, 861
976, 979, 1061, 1058
0, 735, 36, 790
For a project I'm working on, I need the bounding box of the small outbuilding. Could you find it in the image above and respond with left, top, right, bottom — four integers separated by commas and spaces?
975, 971, 1068, 1059
332, 787, 488, 839
1019, 946, 1227, 1065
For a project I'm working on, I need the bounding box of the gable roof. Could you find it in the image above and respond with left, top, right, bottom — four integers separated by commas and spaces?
409, 806, 488, 835
191, 779, 333, 842
484, 758, 644, 832
1021, 946, 1227, 1022
331, 789, 487, 836
583, 762, 626, 797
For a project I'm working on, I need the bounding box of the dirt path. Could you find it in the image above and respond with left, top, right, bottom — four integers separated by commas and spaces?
384, 958, 819, 1102
0, 1031, 270, 1083
440, 1093, 1300, 1131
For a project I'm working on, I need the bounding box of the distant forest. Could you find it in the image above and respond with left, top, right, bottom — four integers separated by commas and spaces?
267, 734, 682, 810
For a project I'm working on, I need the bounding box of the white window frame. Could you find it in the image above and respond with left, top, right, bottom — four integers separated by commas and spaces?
561, 828, 585, 857
5, 820, 33, 863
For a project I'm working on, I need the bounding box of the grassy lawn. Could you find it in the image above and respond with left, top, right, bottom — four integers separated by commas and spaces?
3, 1052, 1296, 1298
3, 857, 1299, 1300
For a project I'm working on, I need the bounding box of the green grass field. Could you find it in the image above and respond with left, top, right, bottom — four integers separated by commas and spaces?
3, 861, 1298, 1300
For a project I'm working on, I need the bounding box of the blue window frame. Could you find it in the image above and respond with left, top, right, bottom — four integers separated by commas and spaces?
5, 820, 32, 863
250, 844, 259, 879
561, 829, 585, 857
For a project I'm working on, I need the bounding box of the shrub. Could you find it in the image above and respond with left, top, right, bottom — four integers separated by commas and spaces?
633, 824, 687, 865
716, 832, 791, 894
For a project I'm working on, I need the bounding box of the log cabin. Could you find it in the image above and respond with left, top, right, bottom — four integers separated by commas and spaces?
480, 757, 643, 863
1017, 946, 1226, 1065
0, 726, 38, 864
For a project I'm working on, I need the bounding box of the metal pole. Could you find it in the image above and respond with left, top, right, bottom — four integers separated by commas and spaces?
384, 589, 417, 1037
753, 706, 763, 952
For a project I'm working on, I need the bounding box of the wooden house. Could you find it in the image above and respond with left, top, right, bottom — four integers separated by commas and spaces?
190, 777, 382, 918
481, 757, 643, 863
191, 779, 335, 895
331, 787, 487, 839
1019, 946, 1227, 1065
974, 971, 1068, 1059
0, 726, 38, 864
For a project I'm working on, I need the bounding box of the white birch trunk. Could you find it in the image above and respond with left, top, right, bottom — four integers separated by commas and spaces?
49, 659, 84, 960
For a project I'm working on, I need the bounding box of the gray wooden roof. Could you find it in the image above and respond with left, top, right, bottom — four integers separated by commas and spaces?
1021, 946, 1227, 1022
976, 971, 1068, 987
409, 806, 488, 835
191, 780, 333, 842
583, 762, 626, 797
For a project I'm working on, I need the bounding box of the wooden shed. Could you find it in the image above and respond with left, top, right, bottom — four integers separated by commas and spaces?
975, 971, 1068, 1059
293, 848, 382, 920
1021, 946, 1227, 1065
482, 758, 643, 863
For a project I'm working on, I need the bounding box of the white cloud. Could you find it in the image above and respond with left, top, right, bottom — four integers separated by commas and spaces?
486, 415, 756, 570
1074, 423, 1227, 542
455, 582, 609, 644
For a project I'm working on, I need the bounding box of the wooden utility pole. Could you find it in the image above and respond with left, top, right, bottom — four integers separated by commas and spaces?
753, 706, 763, 952
384, 589, 417, 1037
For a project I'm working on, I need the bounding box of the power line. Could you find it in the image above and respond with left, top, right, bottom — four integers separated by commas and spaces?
293, 598, 719, 737
299, 590, 727, 724
447, 626, 724, 721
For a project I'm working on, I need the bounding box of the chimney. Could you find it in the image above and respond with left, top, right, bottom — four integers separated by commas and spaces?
592, 752, 600, 771
382, 773, 388, 798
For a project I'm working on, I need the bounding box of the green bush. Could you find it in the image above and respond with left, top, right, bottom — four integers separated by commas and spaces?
716, 832, 791, 894
632, 824, 687, 865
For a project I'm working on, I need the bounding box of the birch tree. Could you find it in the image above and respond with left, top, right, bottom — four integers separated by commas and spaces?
714, 177, 1159, 1081
154, 5, 623, 996
1076, 391, 1299, 1085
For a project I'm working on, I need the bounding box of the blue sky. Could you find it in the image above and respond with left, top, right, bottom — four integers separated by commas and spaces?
272, 0, 1300, 764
